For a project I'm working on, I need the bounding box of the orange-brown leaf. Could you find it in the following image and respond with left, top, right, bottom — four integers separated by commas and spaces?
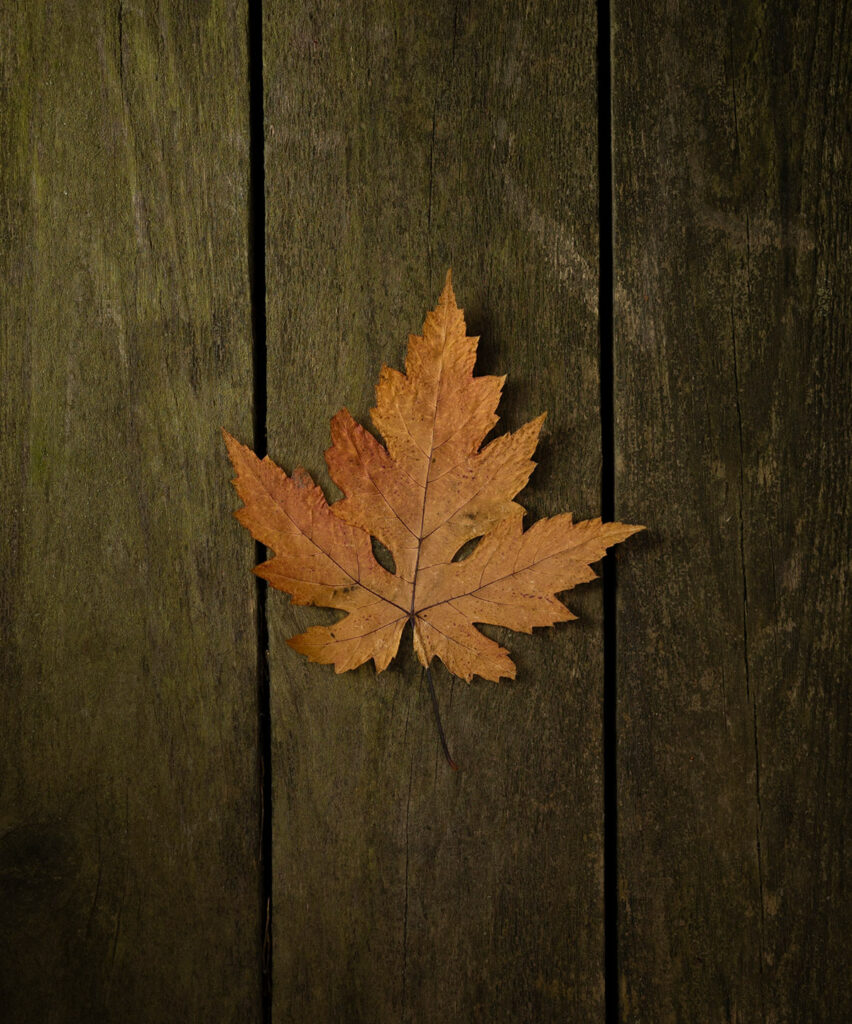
225, 272, 643, 682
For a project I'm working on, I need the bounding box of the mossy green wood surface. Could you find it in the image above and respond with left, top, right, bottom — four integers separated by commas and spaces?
612, 1, 850, 1021
0, 3, 260, 1021
263, 1, 603, 1020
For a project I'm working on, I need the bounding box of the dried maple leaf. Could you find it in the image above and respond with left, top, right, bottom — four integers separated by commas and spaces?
224, 271, 643, 685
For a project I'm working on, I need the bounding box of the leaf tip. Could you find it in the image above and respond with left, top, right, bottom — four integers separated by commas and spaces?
222, 427, 249, 468
440, 268, 455, 304
602, 520, 647, 550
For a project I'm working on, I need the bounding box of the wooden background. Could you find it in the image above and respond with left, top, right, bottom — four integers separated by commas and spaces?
1, 2, 847, 1022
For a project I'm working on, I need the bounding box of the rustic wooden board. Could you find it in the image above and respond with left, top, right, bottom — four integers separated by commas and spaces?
263, 1, 604, 1019
0, 3, 260, 1021
612, 1, 850, 1020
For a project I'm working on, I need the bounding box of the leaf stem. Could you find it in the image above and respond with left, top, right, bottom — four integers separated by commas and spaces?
423, 664, 459, 770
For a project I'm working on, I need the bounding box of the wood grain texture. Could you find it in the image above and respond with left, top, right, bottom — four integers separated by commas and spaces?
262, 1, 603, 1019
612, 1, 850, 1020
0, 3, 260, 1021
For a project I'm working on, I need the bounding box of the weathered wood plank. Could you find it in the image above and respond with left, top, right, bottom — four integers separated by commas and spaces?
0, 3, 260, 1020
612, 1, 850, 1020
263, 1, 603, 1019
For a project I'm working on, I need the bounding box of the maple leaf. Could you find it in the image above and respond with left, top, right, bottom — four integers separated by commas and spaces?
224, 271, 643, 685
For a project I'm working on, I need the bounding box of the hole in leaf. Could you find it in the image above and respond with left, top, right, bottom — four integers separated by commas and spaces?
371, 535, 396, 574
451, 536, 482, 563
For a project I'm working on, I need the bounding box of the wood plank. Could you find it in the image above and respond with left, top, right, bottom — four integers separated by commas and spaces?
0, 3, 260, 1020
612, 1, 850, 1020
263, 1, 603, 1019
